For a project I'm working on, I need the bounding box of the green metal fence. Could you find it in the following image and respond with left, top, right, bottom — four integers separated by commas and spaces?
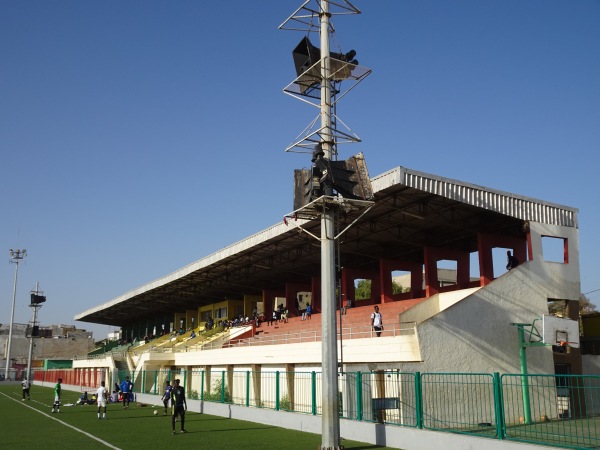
113, 368, 600, 449
420, 372, 499, 438
502, 374, 600, 449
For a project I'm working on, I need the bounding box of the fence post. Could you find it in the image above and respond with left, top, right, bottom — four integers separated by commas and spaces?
356, 371, 363, 421
311, 371, 317, 415
516, 325, 532, 424
246, 371, 250, 407
275, 371, 280, 411
153, 370, 158, 395
415, 372, 423, 429
200, 370, 205, 401
493, 372, 505, 440
221, 370, 225, 403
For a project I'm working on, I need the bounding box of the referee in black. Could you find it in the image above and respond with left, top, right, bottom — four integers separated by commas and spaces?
171, 379, 187, 434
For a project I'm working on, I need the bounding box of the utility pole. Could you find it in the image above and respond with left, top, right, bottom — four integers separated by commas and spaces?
5, 249, 26, 380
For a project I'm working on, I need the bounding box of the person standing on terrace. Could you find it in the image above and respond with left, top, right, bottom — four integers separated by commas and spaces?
371, 306, 383, 337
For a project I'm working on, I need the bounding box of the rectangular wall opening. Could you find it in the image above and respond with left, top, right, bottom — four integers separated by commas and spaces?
436, 259, 457, 287
354, 278, 372, 301
542, 236, 568, 264
391, 270, 411, 294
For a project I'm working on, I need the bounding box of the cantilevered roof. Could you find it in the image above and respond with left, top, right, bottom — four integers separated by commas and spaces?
75, 166, 578, 327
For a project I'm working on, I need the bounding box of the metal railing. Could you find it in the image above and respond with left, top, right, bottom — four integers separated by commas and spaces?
129, 369, 600, 449
82, 322, 418, 359
39, 368, 600, 448
224, 322, 416, 348
501, 374, 600, 449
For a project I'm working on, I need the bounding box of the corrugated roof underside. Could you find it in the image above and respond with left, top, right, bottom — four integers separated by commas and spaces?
76, 165, 578, 320
373, 167, 578, 228
74, 221, 295, 318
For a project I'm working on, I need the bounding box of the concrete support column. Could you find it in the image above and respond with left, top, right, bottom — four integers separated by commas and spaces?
286, 364, 295, 409
251, 364, 261, 407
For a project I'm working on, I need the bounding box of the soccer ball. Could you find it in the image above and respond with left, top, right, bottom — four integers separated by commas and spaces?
153, 410, 158, 416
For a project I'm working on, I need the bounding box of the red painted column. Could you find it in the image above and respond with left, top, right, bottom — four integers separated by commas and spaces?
423, 247, 439, 297
478, 232, 495, 286
311, 276, 321, 313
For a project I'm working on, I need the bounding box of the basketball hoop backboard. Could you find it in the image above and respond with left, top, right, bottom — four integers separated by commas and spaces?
542, 315, 580, 348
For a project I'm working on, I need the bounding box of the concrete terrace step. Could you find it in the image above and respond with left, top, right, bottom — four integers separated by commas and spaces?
231, 299, 426, 346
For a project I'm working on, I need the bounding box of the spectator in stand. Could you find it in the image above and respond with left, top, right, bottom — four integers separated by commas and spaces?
302, 304, 312, 321
342, 297, 353, 315
371, 305, 383, 337
281, 307, 289, 323
506, 250, 519, 270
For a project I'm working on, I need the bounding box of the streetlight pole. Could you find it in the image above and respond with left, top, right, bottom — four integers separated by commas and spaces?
5, 248, 27, 380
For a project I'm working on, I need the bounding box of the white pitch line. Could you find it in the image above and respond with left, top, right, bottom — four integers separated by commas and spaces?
1, 392, 121, 450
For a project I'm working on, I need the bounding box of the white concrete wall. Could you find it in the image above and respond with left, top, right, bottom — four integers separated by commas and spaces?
384, 223, 581, 375
405, 264, 556, 374
582, 355, 600, 376
1, 335, 95, 362
165, 334, 420, 368
582, 355, 600, 416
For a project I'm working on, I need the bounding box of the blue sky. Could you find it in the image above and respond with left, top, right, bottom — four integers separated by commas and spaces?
2, 1, 599, 340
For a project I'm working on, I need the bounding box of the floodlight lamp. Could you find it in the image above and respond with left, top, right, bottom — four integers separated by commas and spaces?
312, 143, 325, 162
345, 50, 357, 63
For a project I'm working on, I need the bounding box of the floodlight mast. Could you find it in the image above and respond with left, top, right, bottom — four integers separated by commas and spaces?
318, 3, 341, 449
280, 2, 365, 449
5, 248, 26, 380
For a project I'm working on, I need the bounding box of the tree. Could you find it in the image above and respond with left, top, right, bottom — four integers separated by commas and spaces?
355, 279, 371, 300
548, 294, 597, 317
392, 280, 408, 295
354, 278, 408, 299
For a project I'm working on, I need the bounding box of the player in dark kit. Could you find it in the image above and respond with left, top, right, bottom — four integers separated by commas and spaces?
161, 380, 173, 415
171, 379, 187, 434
